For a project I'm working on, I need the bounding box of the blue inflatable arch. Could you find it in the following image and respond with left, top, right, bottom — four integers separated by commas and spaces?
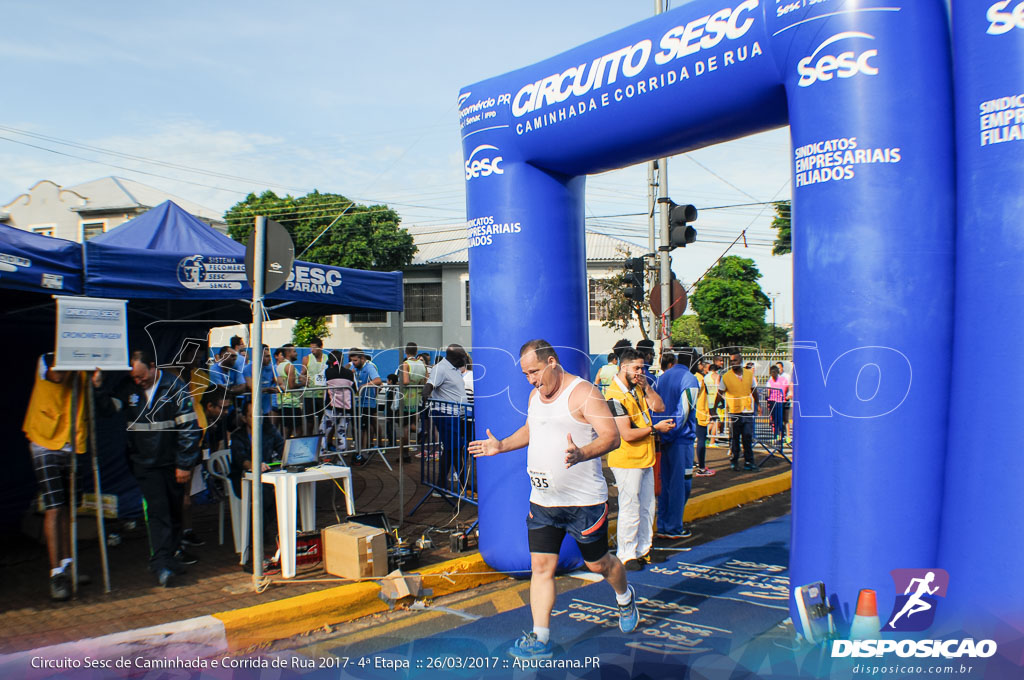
461, 0, 1017, 630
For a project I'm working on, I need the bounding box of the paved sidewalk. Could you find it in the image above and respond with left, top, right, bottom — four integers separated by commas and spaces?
0, 441, 790, 654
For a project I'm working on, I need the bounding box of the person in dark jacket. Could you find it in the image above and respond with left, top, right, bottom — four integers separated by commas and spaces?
228, 399, 284, 499
230, 398, 284, 547
92, 349, 202, 587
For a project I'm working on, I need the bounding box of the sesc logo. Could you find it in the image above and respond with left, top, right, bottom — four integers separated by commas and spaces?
465, 144, 504, 181
987, 0, 1024, 34
797, 31, 879, 88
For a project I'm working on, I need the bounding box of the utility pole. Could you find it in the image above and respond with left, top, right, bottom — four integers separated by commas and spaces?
654, 0, 669, 355
658, 158, 671, 356
768, 291, 779, 344
647, 161, 657, 340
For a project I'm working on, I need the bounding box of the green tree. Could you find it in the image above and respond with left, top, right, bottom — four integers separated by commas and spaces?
670, 314, 710, 348
593, 274, 651, 341
770, 200, 791, 255
225, 190, 415, 270
226, 190, 416, 339
760, 323, 790, 349
291, 316, 330, 347
690, 256, 770, 349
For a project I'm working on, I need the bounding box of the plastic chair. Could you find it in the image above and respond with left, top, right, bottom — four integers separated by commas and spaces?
206, 449, 242, 554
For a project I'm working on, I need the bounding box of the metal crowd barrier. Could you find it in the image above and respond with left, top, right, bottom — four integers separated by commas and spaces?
697, 386, 791, 469
407, 398, 477, 518
752, 386, 791, 468
232, 378, 481, 529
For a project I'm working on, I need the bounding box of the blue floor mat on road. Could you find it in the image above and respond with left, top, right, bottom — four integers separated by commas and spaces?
331, 515, 792, 679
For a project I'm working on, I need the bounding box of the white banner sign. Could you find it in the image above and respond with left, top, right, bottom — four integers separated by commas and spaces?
54, 296, 130, 371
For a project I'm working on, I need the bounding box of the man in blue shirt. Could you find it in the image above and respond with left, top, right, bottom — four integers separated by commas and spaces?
350, 348, 382, 458
652, 348, 701, 541
208, 347, 246, 395
229, 335, 247, 373
243, 346, 278, 416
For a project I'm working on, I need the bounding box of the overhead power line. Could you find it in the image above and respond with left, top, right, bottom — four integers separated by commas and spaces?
684, 178, 792, 294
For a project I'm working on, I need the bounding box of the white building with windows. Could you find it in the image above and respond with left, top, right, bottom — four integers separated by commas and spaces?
0, 177, 226, 240
211, 224, 650, 356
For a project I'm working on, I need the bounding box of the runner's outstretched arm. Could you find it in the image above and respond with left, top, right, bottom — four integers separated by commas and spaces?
469, 423, 530, 457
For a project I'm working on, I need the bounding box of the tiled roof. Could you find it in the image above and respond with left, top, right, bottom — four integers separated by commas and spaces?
65, 177, 224, 223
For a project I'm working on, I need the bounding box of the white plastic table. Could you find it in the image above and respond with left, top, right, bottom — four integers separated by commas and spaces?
239, 464, 355, 578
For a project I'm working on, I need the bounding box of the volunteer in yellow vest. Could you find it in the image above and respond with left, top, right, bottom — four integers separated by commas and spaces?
23, 352, 90, 601
693, 357, 716, 477
606, 348, 675, 571
706, 357, 724, 441
721, 350, 759, 471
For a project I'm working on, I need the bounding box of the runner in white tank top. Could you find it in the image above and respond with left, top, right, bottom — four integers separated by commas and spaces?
526, 375, 607, 507
469, 339, 642, 660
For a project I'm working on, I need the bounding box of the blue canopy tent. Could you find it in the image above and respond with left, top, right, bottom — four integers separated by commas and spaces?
84, 201, 403, 323
0, 225, 86, 531
78, 201, 405, 530
2, 202, 404, 533
0, 222, 83, 298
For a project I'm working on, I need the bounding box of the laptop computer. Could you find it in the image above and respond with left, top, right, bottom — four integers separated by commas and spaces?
281, 435, 321, 472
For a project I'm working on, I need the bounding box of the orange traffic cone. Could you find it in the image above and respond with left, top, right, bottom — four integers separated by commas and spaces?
849, 589, 882, 640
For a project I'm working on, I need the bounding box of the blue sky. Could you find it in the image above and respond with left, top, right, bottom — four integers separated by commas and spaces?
1, 0, 793, 323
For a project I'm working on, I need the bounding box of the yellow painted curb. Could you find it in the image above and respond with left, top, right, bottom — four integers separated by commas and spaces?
608, 470, 792, 536
213, 553, 503, 651
213, 581, 386, 651
417, 552, 509, 598
212, 475, 790, 651
684, 470, 792, 522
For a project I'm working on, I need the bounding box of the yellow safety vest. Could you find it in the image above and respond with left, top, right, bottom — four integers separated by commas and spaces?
605, 377, 655, 469
23, 366, 89, 453
695, 371, 710, 427
721, 368, 755, 414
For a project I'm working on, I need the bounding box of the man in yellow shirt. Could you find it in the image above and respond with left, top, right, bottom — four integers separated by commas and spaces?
605, 348, 675, 570
23, 352, 89, 601
721, 350, 759, 471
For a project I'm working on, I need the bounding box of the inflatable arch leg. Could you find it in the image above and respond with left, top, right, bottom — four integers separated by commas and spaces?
462, 1, 957, 628
940, 2, 1024, 627
467, 163, 591, 571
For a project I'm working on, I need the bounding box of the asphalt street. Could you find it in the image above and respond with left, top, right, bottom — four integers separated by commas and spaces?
269, 491, 792, 677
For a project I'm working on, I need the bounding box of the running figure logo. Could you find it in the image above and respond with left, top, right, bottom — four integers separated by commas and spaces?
882, 568, 949, 632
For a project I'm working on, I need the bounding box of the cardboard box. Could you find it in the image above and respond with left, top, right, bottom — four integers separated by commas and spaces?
379, 569, 426, 601
322, 522, 389, 580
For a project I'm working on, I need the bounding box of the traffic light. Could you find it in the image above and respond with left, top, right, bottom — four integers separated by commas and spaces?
668, 201, 698, 247
623, 257, 645, 303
